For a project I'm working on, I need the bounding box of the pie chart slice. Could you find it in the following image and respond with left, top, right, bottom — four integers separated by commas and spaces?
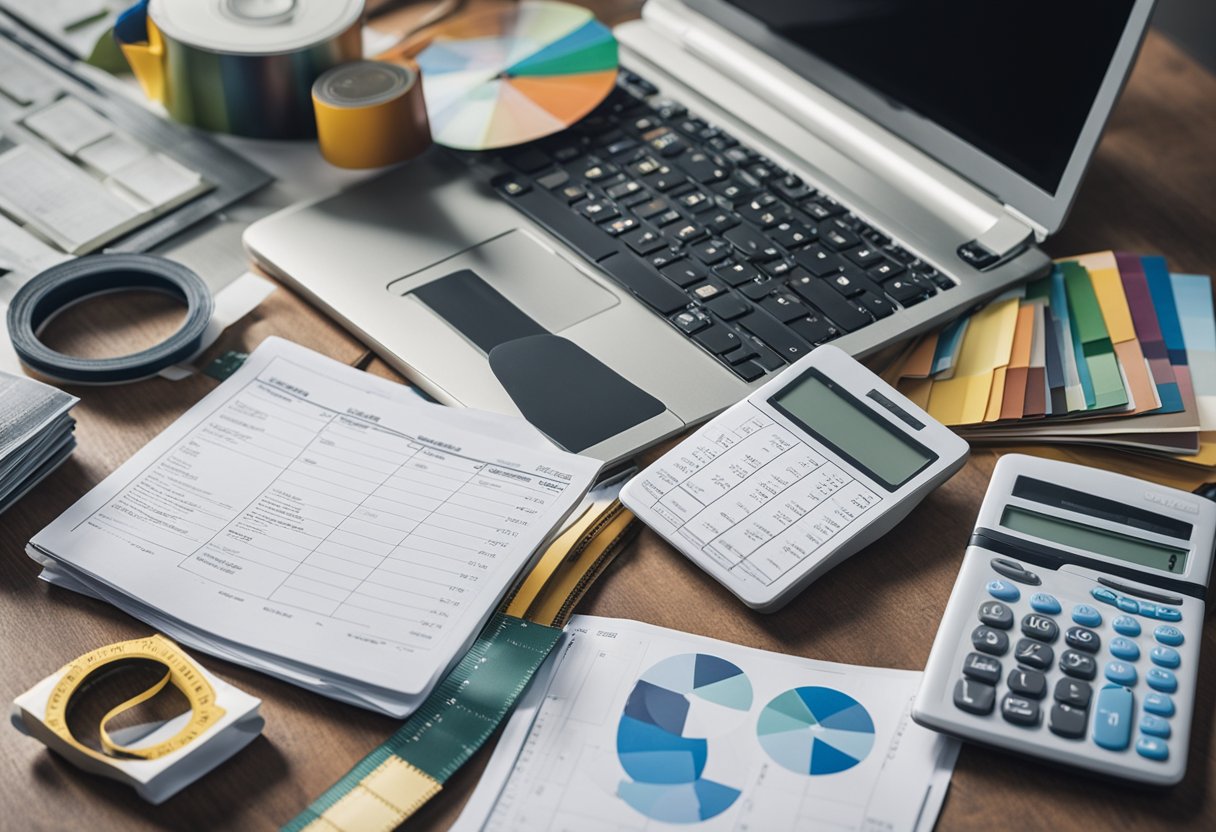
416, 0, 619, 150
757, 687, 876, 776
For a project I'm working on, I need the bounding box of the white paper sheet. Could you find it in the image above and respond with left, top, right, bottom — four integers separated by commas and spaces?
28, 338, 599, 714
23, 96, 113, 154
454, 616, 960, 832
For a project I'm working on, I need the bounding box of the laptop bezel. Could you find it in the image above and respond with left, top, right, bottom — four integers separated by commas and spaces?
676, 0, 1157, 235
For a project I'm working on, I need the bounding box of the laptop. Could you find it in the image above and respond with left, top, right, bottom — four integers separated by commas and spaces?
244, 0, 1155, 465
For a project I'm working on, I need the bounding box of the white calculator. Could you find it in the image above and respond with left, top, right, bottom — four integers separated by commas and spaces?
912, 454, 1216, 785
620, 345, 969, 611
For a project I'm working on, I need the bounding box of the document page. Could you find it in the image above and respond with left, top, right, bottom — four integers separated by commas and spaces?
29, 338, 599, 699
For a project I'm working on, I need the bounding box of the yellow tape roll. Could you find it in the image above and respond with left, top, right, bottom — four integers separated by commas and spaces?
313, 61, 432, 169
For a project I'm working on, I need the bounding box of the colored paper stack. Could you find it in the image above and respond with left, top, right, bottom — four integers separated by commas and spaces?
886, 252, 1216, 470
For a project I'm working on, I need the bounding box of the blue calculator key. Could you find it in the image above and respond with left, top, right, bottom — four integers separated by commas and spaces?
1154, 625, 1184, 646
1155, 606, 1182, 622
1140, 714, 1171, 738
1030, 592, 1061, 614
1116, 596, 1139, 614
1136, 601, 1158, 618
1090, 588, 1118, 606
1135, 736, 1169, 762
1150, 645, 1181, 669
987, 580, 1020, 602
1109, 638, 1140, 661
1146, 668, 1177, 693
1104, 661, 1137, 686
1093, 685, 1134, 751
1143, 692, 1175, 717
1113, 615, 1141, 636
1072, 604, 1102, 627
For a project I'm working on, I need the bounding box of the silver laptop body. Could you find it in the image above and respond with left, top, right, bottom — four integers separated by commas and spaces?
244, 0, 1155, 465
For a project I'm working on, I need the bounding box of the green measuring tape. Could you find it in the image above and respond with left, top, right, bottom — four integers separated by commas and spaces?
283, 495, 638, 832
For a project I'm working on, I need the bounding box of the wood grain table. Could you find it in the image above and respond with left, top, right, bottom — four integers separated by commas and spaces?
2, 17, 1215, 832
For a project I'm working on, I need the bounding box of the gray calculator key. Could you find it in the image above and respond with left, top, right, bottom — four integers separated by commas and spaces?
1013, 638, 1053, 670
1049, 702, 1088, 739
1065, 626, 1101, 653
989, 557, 1041, 585
1060, 649, 1097, 680
1007, 667, 1047, 699
1001, 693, 1040, 726
1054, 677, 1092, 709
953, 678, 996, 715
962, 652, 1002, 684
972, 625, 1009, 656
1021, 614, 1059, 643
978, 601, 1013, 629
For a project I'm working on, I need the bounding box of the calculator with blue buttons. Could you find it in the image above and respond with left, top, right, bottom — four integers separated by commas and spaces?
912, 455, 1216, 785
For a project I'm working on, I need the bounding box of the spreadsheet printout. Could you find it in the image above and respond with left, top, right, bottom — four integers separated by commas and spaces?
28, 338, 599, 697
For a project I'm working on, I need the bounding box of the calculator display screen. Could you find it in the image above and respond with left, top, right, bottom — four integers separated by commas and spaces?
769, 371, 934, 490
1001, 506, 1188, 574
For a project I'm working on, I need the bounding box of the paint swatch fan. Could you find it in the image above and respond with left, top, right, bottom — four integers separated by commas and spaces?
415, 0, 618, 150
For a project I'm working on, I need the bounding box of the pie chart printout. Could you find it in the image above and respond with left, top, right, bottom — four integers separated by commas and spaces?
757, 686, 877, 776
415, 1, 619, 150
615, 653, 754, 823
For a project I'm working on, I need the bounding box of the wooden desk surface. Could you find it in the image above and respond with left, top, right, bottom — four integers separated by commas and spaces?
2, 22, 1216, 832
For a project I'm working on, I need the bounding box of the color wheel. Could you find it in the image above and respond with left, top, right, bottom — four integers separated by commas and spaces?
616, 653, 752, 823
416, 1, 619, 150
757, 687, 876, 776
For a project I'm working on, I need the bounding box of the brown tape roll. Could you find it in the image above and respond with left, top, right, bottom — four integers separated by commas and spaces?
312, 61, 431, 169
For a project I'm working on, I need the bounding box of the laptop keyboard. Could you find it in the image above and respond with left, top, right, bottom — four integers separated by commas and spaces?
488, 69, 955, 382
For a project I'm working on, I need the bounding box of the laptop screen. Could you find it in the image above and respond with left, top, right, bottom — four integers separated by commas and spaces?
706, 0, 1138, 198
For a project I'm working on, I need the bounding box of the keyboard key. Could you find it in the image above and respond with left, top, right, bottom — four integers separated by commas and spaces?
1001, 693, 1039, 726
1013, 638, 1052, 670
1007, 667, 1046, 699
803, 198, 843, 220
792, 245, 845, 276
692, 324, 742, 354
623, 228, 666, 256
736, 310, 813, 361
665, 221, 707, 244
723, 224, 782, 260
578, 200, 618, 222
581, 161, 619, 181
1140, 714, 1171, 739
954, 678, 995, 715
1059, 649, 1096, 680
788, 274, 873, 332
1146, 668, 1177, 693
1109, 637, 1140, 661
1049, 702, 1087, 739
749, 342, 785, 371
844, 245, 884, 267
676, 151, 729, 183
758, 292, 808, 324
818, 218, 859, 250
729, 360, 766, 381
723, 342, 758, 365
1143, 692, 1174, 717
627, 155, 663, 177
678, 189, 713, 213
660, 260, 707, 287
1154, 625, 1183, 646
558, 184, 587, 203
770, 220, 815, 249
1105, 661, 1136, 686
602, 216, 639, 235
690, 239, 730, 264
704, 294, 750, 320
508, 189, 618, 261
654, 208, 683, 227
971, 625, 1009, 656
855, 291, 895, 319
670, 308, 711, 334
1093, 684, 1133, 750
648, 167, 688, 192
1113, 613, 1142, 635
884, 277, 928, 306
962, 652, 1002, 684
605, 180, 645, 200
1054, 677, 1092, 709
827, 272, 864, 297
705, 210, 740, 233
787, 316, 840, 345
494, 175, 531, 196
773, 174, 814, 202
1149, 645, 1180, 668
739, 280, 777, 301
712, 174, 759, 204
978, 601, 1013, 629
868, 259, 905, 281
760, 259, 793, 278
690, 283, 725, 302
1065, 626, 1100, 653
1074, 605, 1104, 628
599, 253, 690, 314
1135, 736, 1169, 762
1029, 593, 1061, 614
536, 169, 569, 190
715, 260, 763, 286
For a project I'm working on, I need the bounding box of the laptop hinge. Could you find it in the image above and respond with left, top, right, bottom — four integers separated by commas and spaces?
1003, 204, 1049, 244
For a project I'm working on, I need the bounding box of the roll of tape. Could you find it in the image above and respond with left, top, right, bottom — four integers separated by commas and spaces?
7, 254, 215, 385
313, 61, 432, 169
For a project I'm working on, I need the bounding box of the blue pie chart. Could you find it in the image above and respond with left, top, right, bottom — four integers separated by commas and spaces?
757, 687, 875, 775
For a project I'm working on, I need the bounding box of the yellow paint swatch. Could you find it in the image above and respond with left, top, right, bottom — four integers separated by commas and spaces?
927, 297, 1020, 426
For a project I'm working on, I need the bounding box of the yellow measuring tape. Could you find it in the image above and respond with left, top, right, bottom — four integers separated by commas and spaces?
41, 634, 225, 764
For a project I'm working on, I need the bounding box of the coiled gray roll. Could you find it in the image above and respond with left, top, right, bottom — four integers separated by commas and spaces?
7, 254, 214, 384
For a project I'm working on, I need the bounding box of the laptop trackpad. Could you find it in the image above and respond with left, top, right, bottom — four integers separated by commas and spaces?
488, 334, 666, 452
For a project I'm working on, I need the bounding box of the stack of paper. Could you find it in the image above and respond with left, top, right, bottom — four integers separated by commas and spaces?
27, 338, 601, 716
454, 617, 959, 832
888, 252, 1216, 469
0, 369, 77, 514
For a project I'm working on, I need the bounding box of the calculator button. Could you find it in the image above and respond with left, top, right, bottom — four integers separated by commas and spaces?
1060, 650, 1097, 680
972, 626, 1009, 655
1054, 677, 1092, 709
1135, 736, 1169, 762
1140, 715, 1171, 739
1146, 668, 1177, 693
1150, 645, 1181, 669
1013, 639, 1053, 671
1154, 625, 1184, 646
1154, 606, 1182, 622
1050, 703, 1088, 740
977, 601, 1013, 629
1090, 588, 1118, 606
1072, 605, 1102, 628
1029, 593, 1061, 614
1116, 596, 1139, 614
953, 678, 996, 715
1143, 693, 1175, 717
1093, 685, 1134, 751
1000, 693, 1040, 726
1104, 661, 1137, 687
989, 558, 1040, 585
1109, 637, 1140, 661
962, 652, 1002, 685
1113, 615, 1141, 637
1021, 614, 1058, 643
1007, 667, 1047, 699
986, 579, 1021, 602
1064, 626, 1100, 653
